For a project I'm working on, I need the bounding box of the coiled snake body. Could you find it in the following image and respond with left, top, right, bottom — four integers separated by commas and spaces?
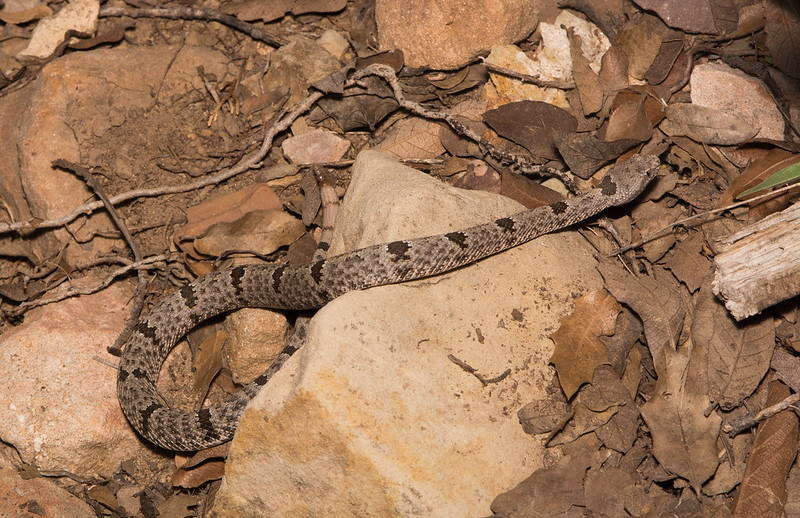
117, 155, 660, 451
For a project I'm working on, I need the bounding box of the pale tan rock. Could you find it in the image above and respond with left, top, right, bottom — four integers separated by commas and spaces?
211, 151, 604, 516
16, 0, 99, 62
691, 62, 784, 141
0, 283, 141, 478
376, 0, 539, 70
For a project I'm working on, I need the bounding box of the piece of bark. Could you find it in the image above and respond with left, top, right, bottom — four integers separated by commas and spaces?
713, 201, 800, 320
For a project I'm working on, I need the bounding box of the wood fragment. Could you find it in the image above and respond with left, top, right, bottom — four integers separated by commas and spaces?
713, 201, 800, 320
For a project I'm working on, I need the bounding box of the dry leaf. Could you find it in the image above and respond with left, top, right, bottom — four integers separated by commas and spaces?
491, 453, 591, 516
662, 232, 712, 293
553, 132, 639, 179
689, 285, 775, 410
632, 0, 718, 33
550, 290, 622, 398
177, 184, 283, 243
374, 116, 446, 159
548, 402, 618, 446
569, 30, 603, 115
717, 148, 799, 207
615, 17, 662, 79
598, 44, 629, 93
597, 260, 689, 376
733, 380, 798, 516
518, 399, 570, 435
482, 101, 577, 162
639, 346, 721, 490
604, 99, 653, 142
764, 0, 800, 79
193, 209, 305, 258
172, 459, 226, 488
192, 329, 226, 397
581, 366, 639, 452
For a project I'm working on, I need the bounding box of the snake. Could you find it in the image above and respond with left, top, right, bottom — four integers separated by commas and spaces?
117, 154, 660, 451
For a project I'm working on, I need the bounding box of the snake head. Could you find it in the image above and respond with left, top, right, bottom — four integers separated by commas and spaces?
597, 155, 660, 206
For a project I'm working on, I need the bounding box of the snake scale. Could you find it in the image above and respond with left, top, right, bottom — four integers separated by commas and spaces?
117, 154, 660, 451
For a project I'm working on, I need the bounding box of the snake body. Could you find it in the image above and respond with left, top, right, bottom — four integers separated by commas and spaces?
117, 155, 660, 451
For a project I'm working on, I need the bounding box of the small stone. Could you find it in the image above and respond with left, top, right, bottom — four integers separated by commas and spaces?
376, 0, 539, 70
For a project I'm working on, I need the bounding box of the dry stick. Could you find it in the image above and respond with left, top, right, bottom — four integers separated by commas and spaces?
608, 181, 800, 255
353, 64, 578, 189
98, 6, 287, 48
0, 90, 324, 236
479, 58, 576, 90
724, 392, 800, 436
8, 255, 169, 316
51, 160, 151, 353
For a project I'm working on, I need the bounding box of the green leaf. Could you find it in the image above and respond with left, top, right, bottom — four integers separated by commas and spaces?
737, 163, 800, 199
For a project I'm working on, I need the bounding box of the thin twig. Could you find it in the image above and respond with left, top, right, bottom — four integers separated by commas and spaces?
7, 255, 168, 317
479, 59, 576, 90
608, 181, 800, 255
353, 64, 575, 186
723, 392, 800, 436
98, 6, 287, 47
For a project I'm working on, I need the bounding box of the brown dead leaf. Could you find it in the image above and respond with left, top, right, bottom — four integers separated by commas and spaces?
172, 458, 226, 488
581, 366, 639, 452
597, 260, 689, 376
548, 402, 618, 446
192, 329, 226, 397
375, 116, 446, 160
490, 452, 591, 517
629, 199, 684, 262
603, 99, 653, 142
598, 44, 629, 93
764, 0, 800, 79
644, 32, 685, 85
482, 101, 577, 162
553, 131, 639, 179
177, 184, 283, 243
733, 380, 798, 517
661, 103, 758, 145
68, 20, 134, 50
498, 169, 564, 209
639, 346, 721, 490
689, 285, 775, 410
584, 466, 648, 517
451, 161, 501, 194
550, 290, 621, 398
316, 75, 398, 131
615, 17, 663, 79
569, 30, 603, 115
518, 399, 570, 435
662, 232, 712, 293
600, 307, 643, 377
632, 0, 718, 34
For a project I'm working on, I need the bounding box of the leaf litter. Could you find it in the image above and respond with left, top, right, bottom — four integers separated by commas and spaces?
0, 0, 799, 516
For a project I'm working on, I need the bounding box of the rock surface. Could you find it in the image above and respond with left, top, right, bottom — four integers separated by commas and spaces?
376, 0, 539, 70
690, 62, 784, 141
0, 468, 95, 518
0, 283, 140, 478
210, 151, 604, 516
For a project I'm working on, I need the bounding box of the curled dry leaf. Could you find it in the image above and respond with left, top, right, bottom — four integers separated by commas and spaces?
639, 346, 721, 490
689, 286, 775, 410
597, 260, 689, 376
550, 289, 621, 399
569, 30, 603, 115
733, 380, 798, 517
764, 1, 800, 79
614, 17, 662, 79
